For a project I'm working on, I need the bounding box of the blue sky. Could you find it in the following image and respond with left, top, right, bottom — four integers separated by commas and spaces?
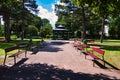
36, 0, 57, 12
36, 0, 59, 28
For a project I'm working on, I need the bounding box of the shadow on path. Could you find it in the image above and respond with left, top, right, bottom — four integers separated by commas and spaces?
30, 41, 69, 54
0, 63, 119, 80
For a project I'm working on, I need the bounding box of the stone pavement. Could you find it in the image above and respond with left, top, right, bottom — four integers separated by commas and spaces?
0, 40, 120, 80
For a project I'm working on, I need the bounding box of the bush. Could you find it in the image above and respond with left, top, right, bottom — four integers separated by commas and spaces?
26, 25, 38, 36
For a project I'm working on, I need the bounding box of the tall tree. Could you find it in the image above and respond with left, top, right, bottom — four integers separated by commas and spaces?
89, 0, 120, 43
70, 0, 120, 43
18, 0, 38, 40
69, 0, 88, 40
0, 0, 17, 42
0, 0, 38, 41
40, 23, 52, 38
55, 0, 81, 37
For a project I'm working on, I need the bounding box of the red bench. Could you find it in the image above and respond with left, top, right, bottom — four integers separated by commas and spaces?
85, 47, 105, 67
77, 43, 88, 53
3, 43, 29, 66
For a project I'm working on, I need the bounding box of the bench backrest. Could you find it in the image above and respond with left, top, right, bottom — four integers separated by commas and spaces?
5, 46, 18, 53
82, 44, 88, 51
5, 43, 30, 53
92, 47, 105, 55
82, 44, 87, 48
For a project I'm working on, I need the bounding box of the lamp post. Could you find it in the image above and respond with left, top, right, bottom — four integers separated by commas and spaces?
70, 11, 73, 38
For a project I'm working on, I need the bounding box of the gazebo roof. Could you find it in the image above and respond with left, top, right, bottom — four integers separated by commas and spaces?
53, 28, 68, 31
57, 25, 64, 28
53, 24, 68, 31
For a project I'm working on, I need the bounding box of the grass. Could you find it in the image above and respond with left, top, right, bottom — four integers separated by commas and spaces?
88, 39, 120, 69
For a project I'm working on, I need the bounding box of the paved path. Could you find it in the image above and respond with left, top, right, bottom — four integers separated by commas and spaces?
0, 40, 120, 80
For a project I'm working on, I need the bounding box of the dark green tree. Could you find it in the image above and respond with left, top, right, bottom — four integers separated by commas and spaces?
0, 0, 38, 41
40, 23, 52, 38
0, 0, 17, 42
109, 17, 120, 39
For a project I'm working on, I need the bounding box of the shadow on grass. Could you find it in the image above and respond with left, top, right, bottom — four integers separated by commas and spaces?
93, 59, 120, 70
81, 52, 120, 70
101, 45, 120, 51
0, 63, 119, 80
88, 44, 120, 51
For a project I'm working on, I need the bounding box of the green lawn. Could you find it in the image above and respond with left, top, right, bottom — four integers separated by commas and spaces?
88, 39, 120, 69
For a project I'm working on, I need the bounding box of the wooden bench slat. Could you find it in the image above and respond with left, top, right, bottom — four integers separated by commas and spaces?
86, 51, 99, 59
92, 47, 104, 55
5, 46, 18, 52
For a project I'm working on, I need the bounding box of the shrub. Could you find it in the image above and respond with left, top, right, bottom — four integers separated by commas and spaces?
26, 25, 38, 36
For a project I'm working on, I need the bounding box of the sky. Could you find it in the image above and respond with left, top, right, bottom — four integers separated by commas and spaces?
36, 0, 59, 29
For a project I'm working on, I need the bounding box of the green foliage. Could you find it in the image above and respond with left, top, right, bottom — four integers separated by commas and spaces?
55, 0, 82, 37
42, 19, 50, 26
0, 0, 38, 41
40, 23, 52, 38
75, 30, 81, 38
109, 17, 120, 39
26, 25, 38, 36
69, 0, 120, 42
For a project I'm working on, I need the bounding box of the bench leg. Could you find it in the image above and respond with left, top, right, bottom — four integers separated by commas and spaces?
85, 54, 86, 59
3, 54, 7, 66
93, 59, 95, 67
14, 56, 16, 64
25, 50, 27, 58
103, 60, 105, 67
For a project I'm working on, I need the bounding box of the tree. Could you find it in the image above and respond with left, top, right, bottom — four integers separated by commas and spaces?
109, 17, 120, 39
70, 0, 87, 40
42, 18, 50, 27
55, 0, 103, 39
40, 23, 52, 38
0, 0, 17, 42
17, 0, 38, 40
86, 0, 120, 43
26, 25, 38, 36
69, 0, 120, 43
0, 0, 38, 41
55, 0, 81, 37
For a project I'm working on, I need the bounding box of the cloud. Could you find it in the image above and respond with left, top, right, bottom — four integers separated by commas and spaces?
56, 1, 68, 6
37, 5, 58, 29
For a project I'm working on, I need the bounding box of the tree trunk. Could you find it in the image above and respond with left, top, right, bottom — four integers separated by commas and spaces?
21, 19, 25, 40
3, 14, 11, 42
100, 16, 105, 43
21, 0, 25, 40
81, 6, 86, 40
